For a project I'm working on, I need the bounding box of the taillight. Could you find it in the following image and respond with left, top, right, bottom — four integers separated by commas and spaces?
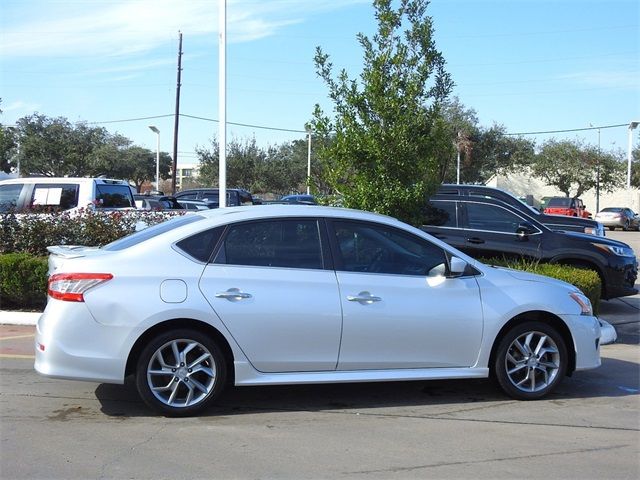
48, 273, 113, 302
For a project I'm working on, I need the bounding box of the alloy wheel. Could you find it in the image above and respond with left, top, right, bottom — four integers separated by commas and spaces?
146, 338, 217, 408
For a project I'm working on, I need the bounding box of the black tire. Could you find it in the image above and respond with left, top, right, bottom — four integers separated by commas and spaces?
135, 329, 227, 416
493, 321, 567, 400
608, 226, 615, 231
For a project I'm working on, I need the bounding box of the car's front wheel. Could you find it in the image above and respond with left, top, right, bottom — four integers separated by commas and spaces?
494, 322, 567, 400
135, 329, 227, 416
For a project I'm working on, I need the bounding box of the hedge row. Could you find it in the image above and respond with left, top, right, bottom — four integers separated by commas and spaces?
481, 257, 601, 314
1, 209, 184, 257
0, 253, 48, 310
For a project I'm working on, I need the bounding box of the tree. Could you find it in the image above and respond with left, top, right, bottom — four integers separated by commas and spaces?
630, 133, 640, 189
0, 99, 18, 174
195, 137, 314, 196
310, 0, 453, 225
0, 125, 17, 174
531, 139, 624, 197
15, 114, 110, 177
436, 98, 535, 184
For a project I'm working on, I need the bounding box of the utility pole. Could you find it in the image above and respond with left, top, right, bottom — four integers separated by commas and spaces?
172, 31, 183, 194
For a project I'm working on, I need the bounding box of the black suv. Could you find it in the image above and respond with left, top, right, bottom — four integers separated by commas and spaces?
174, 188, 256, 207
437, 184, 605, 237
423, 194, 638, 300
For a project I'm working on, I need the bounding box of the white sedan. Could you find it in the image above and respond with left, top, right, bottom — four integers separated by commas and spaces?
35, 205, 602, 416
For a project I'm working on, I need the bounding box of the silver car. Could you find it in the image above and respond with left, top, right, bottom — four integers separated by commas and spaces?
594, 207, 640, 231
36, 205, 602, 416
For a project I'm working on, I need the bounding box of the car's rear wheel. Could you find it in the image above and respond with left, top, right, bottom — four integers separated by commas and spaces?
494, 322, 567, 400
135, 329, 227, 416
608, 226, 616, 231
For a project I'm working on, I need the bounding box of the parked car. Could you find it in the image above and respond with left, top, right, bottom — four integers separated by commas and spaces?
543, 196, 591, 218
174, 188, 256, 207
177, 199, 217, 210
437, 185, 604, 236
0, 177, 135, 212
134, 194, 184, 211
594, 207, 640, 231
280, 194, 318, 205
423, 194, 638, 300
37, 205, 602, 416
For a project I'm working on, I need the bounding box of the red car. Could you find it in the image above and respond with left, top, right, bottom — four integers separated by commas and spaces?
543, 196, 591, 218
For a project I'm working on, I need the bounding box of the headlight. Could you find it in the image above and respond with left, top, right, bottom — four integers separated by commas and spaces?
584, 223, 605, 237
591, 243, 635, 257
569, 292, 593, 316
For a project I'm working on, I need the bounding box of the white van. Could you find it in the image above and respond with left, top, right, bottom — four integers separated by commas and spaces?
0, 177, 136, 213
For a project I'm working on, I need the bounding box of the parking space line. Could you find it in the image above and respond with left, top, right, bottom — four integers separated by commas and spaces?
0, 334, 36, 341
0, 353, 35, 359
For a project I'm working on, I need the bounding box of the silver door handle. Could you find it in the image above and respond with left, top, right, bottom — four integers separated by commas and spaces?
347, 291, 382, 304
215, 288, 252, 300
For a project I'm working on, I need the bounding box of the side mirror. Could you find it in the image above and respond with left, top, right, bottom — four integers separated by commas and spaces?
448, 256, 468, 278
516, 221, 536, 239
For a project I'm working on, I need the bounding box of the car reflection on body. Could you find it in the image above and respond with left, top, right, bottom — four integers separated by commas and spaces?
36, 205, 602, 416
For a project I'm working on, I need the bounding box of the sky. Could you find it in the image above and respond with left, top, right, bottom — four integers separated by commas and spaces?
1, 0, 639, 168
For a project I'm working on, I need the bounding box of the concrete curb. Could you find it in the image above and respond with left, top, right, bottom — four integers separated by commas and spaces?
0, 311, 40, 326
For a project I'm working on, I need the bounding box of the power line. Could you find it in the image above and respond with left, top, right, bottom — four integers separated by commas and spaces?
84, 113, 628, 137
505, 123, 628, 136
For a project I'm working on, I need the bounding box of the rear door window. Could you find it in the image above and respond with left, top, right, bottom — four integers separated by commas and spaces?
31, 184, 79, 210
214, 219, 325, 269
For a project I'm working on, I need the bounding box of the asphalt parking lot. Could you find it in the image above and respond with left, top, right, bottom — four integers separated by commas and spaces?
0, 230, 638, 479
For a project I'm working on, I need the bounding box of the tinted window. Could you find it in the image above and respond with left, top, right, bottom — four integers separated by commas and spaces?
0, 184, 23, 212
104, 214, 204, 251
177, 192, 198, 200
466, 203, 526, 233
332, 221, 447, 276
547, 197, 571, 207
30, 183, 79, 210
175, 226, 225, 263
215, 219, 324, 269
95, 184, 134, 208
426, 201, 458, 227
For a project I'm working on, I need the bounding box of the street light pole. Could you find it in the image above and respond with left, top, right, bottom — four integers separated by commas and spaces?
591, 123, 601, 212
148, 126, 160, 192
306, 130, 312, 195
627, 121, 639, 189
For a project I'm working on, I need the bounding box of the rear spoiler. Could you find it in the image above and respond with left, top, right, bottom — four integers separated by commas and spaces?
46, 245, 100, 259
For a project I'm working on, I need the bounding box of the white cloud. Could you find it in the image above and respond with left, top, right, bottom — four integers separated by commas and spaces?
1, 0, 368, 58
558, 70, 640, 89
2, 100, 41, 114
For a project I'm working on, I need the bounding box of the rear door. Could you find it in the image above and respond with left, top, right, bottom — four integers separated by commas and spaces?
198, 218, 343, 372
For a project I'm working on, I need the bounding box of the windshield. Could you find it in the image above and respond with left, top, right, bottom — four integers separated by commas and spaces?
547, 197, 571, 207
103, 214, 204, 251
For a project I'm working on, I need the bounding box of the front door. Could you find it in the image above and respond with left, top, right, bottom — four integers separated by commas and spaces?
328, 220, 484, 370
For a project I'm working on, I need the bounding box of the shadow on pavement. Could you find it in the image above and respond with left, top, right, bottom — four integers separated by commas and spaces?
95, 355, 639, 418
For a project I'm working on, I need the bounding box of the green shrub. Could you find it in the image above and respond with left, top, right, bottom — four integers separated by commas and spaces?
1, 209, 184, 256
480, 257, 601, 315
0, 253, 48, 310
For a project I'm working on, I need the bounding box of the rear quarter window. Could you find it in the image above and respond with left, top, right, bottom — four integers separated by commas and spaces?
95, 184, 134, 208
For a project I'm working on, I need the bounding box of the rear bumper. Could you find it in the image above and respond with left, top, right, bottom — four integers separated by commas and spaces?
34, 300, 129, 384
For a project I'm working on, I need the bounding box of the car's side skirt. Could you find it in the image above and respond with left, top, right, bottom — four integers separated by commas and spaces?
233, 363, 490, 386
